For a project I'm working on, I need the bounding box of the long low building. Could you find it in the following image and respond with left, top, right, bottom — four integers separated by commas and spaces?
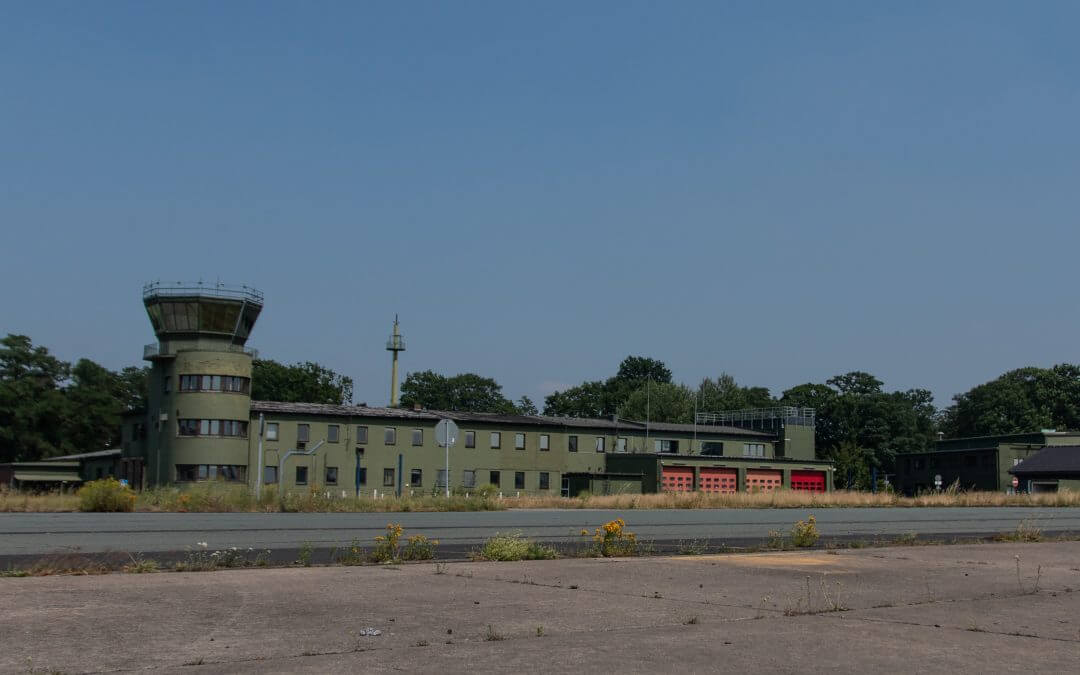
114, 281, 833, 496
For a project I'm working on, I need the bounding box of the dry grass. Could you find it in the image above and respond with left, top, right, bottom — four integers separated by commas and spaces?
513, 489, 1080, 510
5, 485, 1080, 513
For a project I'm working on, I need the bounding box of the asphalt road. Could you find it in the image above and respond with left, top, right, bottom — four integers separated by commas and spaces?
2, 507, 1078, 559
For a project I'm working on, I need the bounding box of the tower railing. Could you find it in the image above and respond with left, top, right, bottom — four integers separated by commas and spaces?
696, 406, 816, 427
144, 342, 258, 360
143, 281, 264, 305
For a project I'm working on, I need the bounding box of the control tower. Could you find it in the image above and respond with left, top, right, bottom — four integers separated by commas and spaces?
140, 281, 263, 486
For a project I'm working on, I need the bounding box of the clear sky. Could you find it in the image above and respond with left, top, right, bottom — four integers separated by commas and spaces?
2, 1, 1078, 410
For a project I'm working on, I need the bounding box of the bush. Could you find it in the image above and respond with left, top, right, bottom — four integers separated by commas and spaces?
582, 518, 640, 557
791, 515, 819, 548
401, 534, 439, 561
370, 523, 404, 563
474, 532, 559, 561
78, 478, 136, 512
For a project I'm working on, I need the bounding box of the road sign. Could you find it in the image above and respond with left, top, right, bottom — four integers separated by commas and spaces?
1012, 477, 1020, 488
435, 419, 459, 448
435, 419, 458, 499
934, 474, 942, 489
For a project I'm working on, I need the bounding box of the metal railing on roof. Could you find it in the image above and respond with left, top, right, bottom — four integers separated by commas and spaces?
143, 342, 258, 360
696, 406, 816, 427
143, 281, 264, 305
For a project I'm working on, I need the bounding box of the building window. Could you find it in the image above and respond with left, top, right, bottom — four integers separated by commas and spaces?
655, 439, 679, 454
540, 434, 550, 451
539, 472, 550, 490
357, 426, 368, 444
176, 464, 247, 482
515, 433, 526, 450
297, 424, 310, 443
265, 422, 279, 441
568, 435, 578, 452
163, 377, 171, 394
595, 437, 605, 453
742, 443, 765, 457
178, 375, 250, 393
411, 469, 422, 487
328, 425, 340, 443
489, 470, 500, 487
325, 466, 338, 485
357, 467, 367, 485
263, 466, 277, 484
490, 432, 501, 449
412, 429, 423, 446
295, 466, 308, 485
385, 427, 397, 445
436, 469, 448, 488
515, 471, 525, 490
465, 431, 476, 448
615, 437, 626, 453
463, 470, 476, 488
177, 419, 249, 438
701, 441, 723, 456
383, 468, 395, 487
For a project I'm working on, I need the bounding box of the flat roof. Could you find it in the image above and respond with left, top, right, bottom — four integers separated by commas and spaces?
1009, 446, 1080, 476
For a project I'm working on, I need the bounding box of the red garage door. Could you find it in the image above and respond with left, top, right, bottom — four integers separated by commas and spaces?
745, 469, 782, 492
699, 467, 737, 494
661, 466, 695, 492
791, 470, 826, 493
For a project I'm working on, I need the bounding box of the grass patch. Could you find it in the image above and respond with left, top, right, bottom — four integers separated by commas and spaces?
473, 532, 559, 561
994, 520, 1044, 543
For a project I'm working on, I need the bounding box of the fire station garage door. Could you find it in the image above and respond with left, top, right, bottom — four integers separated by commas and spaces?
745, 469, 782, 492
661, 466, 694, 492
791, 470, 826, 493
699, 467, 737, 494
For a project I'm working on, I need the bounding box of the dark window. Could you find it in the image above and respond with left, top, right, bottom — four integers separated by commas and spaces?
162, 377, 171, 394
514, 471, 525, 490
263, 466, 277, 484
539, 472, 549, 490
296, 466, 308, 485
701, 442, 724, 456
411, 469, 422, 487
436, 469, 448, 488
297, 424, 310, 443
325, 466, 338, 485
568, 435, 578, 452
177, 419, 249, 438
412, 429, 423, 446
489, 470, 500, 487
357, 467, 367, 485
465, 431, 476, 448
356, 426, 368, 444
383, 468, 395, 487
328, 425, 340, 443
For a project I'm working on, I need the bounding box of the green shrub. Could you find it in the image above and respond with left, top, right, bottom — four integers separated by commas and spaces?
401, 534, 439, 561
582, 518, 640, 557
791, 515, 819, 548
78, 478, 136, 512
474, 532, 559, 561
370, 523, 404, 563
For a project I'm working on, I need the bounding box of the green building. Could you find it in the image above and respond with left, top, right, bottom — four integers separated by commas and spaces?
894, 431, 1080, 494
119, 282, 832, 496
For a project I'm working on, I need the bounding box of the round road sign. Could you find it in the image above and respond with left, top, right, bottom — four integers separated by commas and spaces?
435, 419, 459, 448
1012, 476, 1020, 488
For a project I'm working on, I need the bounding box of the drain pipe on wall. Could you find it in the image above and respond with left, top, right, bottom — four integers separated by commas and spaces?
255, 413, 264, 500
279, 439, 326, 500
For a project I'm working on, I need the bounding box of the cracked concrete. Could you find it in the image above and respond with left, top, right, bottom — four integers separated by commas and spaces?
4, 541, 1080, 673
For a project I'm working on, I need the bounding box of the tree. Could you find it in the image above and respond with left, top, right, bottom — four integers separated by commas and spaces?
697, 374, 774, 412
617, 381, 695, 423
543, 356, 673, 417
251, 359, 353, 405
399, 370, 516, 413
61, 359, 124, 455
940, 364, 1080, 437
514, 395, 538, 416
115, 366, 150, 411
0, 334, 70, 461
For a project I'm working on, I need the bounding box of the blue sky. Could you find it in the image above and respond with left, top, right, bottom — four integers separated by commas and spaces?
2, 1, 1078, 409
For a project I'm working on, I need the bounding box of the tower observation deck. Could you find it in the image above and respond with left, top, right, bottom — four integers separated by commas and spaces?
142, 281, 263, 360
